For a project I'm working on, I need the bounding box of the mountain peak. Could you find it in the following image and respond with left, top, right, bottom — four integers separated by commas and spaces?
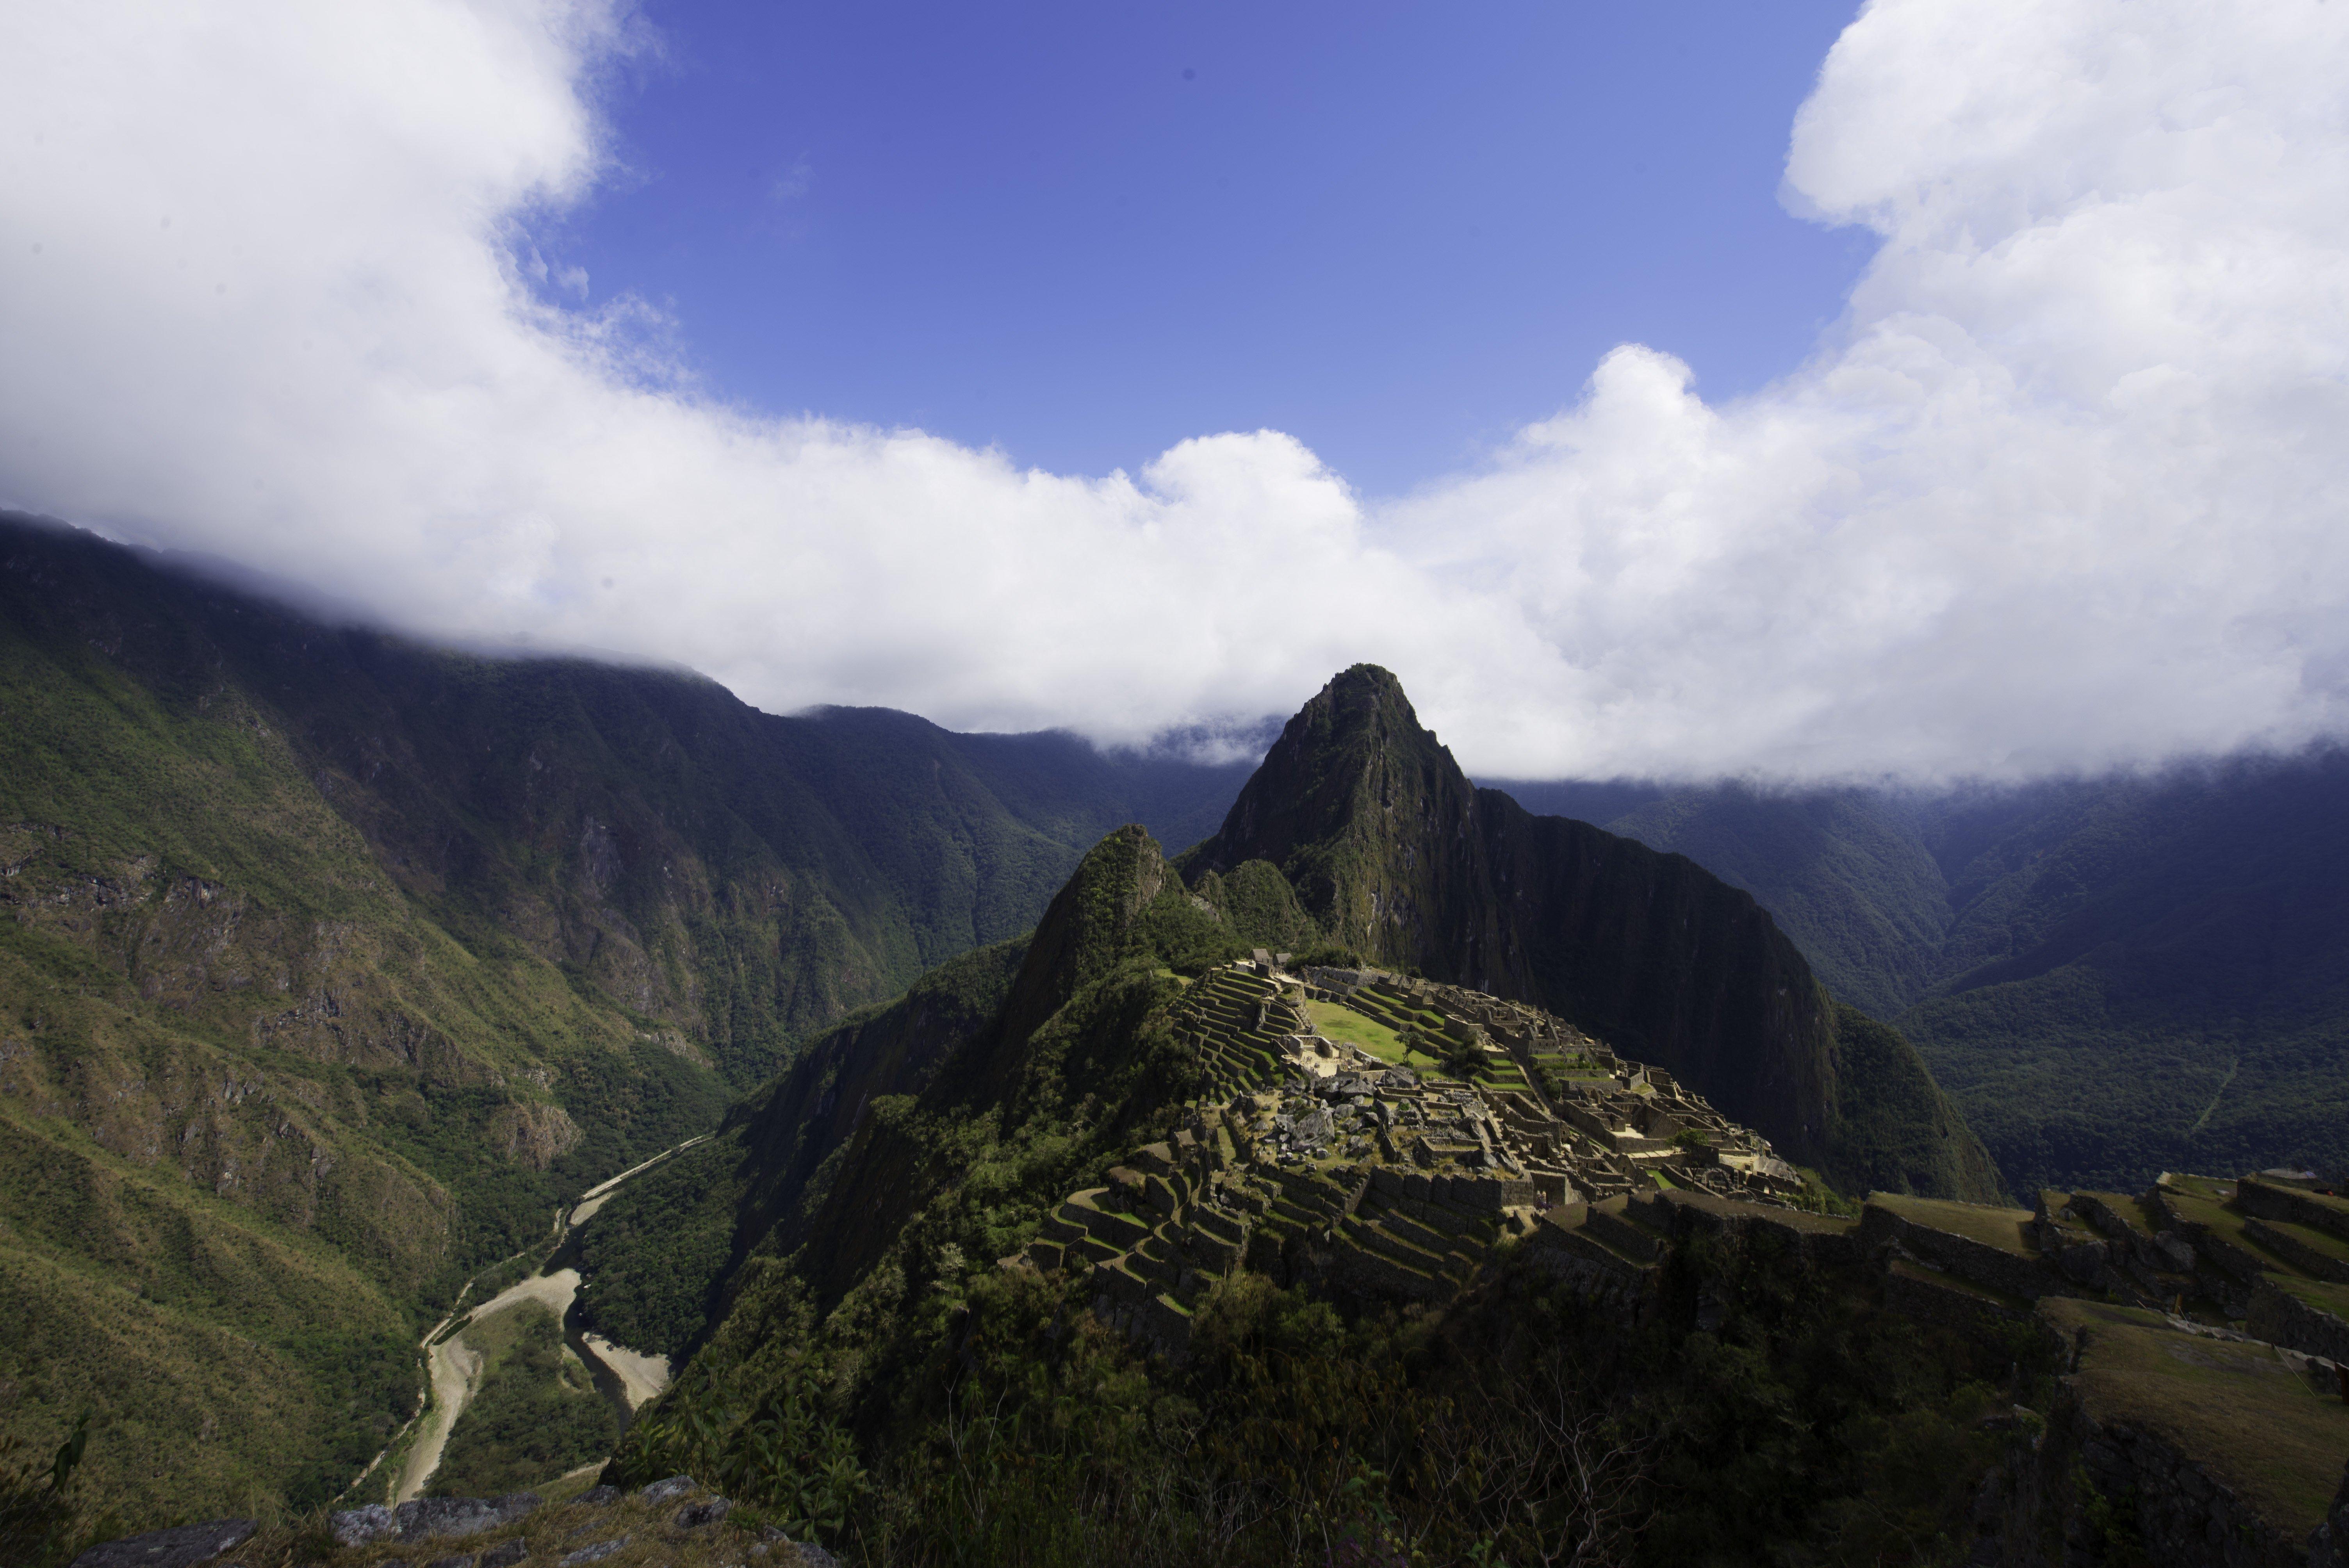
1180, 666, 2001, 1198
1181, 665, 1474, 950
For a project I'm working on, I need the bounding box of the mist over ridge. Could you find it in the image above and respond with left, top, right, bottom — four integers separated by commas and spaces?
6, 0, 2349, 782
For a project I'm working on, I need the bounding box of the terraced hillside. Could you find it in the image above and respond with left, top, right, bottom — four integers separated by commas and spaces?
1178, 666, 2003, 1202
993, 943, 1815, 1354
1172, 964, 1303, 1099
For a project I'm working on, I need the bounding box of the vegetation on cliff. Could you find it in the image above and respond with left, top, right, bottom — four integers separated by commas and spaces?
588, 825, 2046, 1565
1177, 666, 2000, 1203
1517, 761, 2349, 1194
0, 514, 1245, 1527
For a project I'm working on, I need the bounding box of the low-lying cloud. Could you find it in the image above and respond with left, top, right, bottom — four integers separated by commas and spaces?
4, 0, 2345, 782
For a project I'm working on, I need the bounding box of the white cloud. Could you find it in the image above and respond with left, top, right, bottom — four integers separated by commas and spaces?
770, 156, 812, 204
2, 0, 2346, 782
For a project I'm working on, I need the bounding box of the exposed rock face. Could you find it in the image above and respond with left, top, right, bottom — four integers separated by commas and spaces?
328, 1492, 540, 1545
1181, 666, 1998, 1196
484, 1100, 585, 1171
2312, 1465, 2349, 1568
67, 1518, 254, 1568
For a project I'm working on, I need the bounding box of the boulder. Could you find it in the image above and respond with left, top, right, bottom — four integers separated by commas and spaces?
2311, 1461, 2349, 1568
393, 1494, 540, 1541
2057, 1239, 2109, 1285
674, 1496, 733, 1528
69, 1519, 256, 1568
330, 1504, 398, 1548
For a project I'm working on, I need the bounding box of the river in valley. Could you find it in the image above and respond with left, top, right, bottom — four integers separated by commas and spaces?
343, 1133, 711, 1505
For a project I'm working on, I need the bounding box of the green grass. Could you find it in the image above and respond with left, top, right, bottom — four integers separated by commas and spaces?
2247, 1214, 2349, 1267
2048, 1297, 2349, 1534
2071, 1191, 2162, 1237
2266, 1272, 2349, 1318
1885, 1256, 2028, 1311
1307, 1001, 1428, 1068
2158, 1189, 2302, 1273
2162, 1173, 2234, 1203
1869, 1194, 2037, 1256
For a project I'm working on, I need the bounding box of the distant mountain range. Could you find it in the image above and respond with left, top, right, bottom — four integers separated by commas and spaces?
0, 512, 1246, 1522
7, 508, 2344, 1536
1499, 770, 2349, 1196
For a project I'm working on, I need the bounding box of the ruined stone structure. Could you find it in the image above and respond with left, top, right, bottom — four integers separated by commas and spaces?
1001, 959, 2349, 1565
1014, 957, 1812, 1353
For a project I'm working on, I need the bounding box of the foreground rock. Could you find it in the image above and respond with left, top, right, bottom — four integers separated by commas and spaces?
331, 1494, 542, 1547
109, 1477, 840, 1568
69, 1519, 255, 1568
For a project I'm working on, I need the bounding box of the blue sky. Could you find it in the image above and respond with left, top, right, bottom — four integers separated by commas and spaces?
549, 1, 1870, 493
11, 0, 2347, 778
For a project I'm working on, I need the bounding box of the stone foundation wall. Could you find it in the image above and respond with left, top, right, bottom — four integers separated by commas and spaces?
1861, 1204, 2059, 1301
2236, 1180, 2349, 1247
2308, 1466, 2349, 1568
2248, 1279, 2349, 1365
1882, 1267, 2030, 1331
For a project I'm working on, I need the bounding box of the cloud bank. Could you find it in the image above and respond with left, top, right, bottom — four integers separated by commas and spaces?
3, 0, 2345, 781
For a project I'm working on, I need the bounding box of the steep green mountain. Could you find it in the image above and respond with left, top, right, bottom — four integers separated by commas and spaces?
1177, 666, 2000, 1200
0, 513, 1245, 1527
591, 671, 1996, 1475
567, 818, 2058, 1566
1511, 765, 2349, 1196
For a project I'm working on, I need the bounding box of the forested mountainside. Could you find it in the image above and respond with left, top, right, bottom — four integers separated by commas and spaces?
1178, 667, 2000, 1203
558, 811, 2130, 1565
581, 672, 1996, 1434
0, 513, 1244, 1527
1500, 766, 2349, 1197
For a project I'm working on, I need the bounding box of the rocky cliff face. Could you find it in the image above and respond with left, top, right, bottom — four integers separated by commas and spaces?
1181, 665, 2000, 1198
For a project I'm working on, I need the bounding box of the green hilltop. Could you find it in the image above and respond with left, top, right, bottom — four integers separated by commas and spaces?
565, 809, 2348, 1565
1174, 665, 2002, 1203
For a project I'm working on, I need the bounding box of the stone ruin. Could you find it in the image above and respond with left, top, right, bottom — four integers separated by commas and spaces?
1008, 957, 1808, 1354
995, 957, 2349, 1564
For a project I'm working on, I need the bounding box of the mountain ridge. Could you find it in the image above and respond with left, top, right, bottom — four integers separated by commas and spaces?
1511, 764, 2349, 1194
1178, 665, 2001, 1200
0, 513, 1249, 1526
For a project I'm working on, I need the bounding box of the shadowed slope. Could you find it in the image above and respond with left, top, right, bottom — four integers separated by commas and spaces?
1179, 665, 2000, 1199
